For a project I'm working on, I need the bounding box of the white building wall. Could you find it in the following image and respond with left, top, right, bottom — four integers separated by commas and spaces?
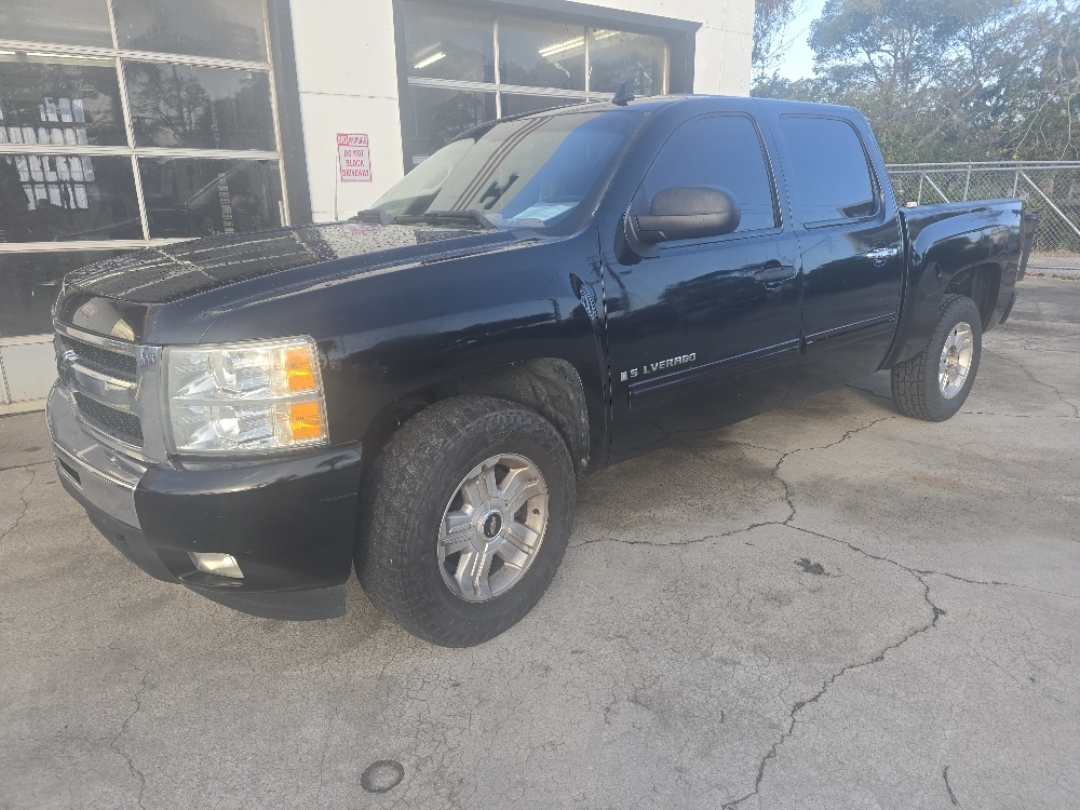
288, 0, 753, 222
288, 0, 407, 223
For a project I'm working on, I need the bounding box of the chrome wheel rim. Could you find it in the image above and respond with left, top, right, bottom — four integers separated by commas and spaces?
438, 453, 549, 602
939, 322, 974, 399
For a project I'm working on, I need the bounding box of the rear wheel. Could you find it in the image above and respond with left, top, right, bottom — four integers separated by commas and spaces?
355, 396, 575, 646
891, 294, 983, 421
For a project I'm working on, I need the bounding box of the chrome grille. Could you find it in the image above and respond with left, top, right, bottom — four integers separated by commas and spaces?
59, 335, 137, 377
72, 392, 144, 445
56, 324, 144, 449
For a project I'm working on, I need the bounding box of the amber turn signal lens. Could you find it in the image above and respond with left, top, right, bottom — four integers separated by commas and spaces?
288, 400, 325, 440
285, 347, 317, 391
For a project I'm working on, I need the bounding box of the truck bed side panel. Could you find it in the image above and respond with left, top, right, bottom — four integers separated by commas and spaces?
882, 199, 1023, 368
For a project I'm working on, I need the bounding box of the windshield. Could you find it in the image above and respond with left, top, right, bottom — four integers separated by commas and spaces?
371, 110, 645, 233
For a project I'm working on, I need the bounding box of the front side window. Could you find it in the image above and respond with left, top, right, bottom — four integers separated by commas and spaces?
779, 116, 877, 224
638, 115, 779, 235
374, 110, 645, 233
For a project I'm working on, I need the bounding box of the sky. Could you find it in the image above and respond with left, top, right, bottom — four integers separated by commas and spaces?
773, 0, 828, 81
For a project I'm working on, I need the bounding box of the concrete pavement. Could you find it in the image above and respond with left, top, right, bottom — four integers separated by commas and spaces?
1, 278, 1078, 810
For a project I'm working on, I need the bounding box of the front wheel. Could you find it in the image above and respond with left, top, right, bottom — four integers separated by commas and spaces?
890, 294, 983, 421
355, 396, 575, 646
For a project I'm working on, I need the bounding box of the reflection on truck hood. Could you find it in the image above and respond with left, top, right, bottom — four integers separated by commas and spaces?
64, 221, 520, 305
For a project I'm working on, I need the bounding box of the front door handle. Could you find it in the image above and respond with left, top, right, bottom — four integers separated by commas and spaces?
753, 264, 798, 285
865, 246, 900, 263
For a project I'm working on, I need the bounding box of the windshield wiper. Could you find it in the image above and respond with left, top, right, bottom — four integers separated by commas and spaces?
393, 209, 498, 230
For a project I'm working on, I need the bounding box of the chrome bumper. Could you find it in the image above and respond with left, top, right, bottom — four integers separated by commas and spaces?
46, 383, 147, 528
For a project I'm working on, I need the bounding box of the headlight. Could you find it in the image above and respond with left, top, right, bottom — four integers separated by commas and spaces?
164, 336, 328, 455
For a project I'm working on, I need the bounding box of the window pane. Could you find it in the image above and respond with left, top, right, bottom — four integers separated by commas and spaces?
0, 53, 126, 147
501, 94, 584, 117
403, 1, 494, 83
402, 86, 496, 169
0, 250, 129, 337
139, 158, 283, 238
498, 16, 585, 91
0, 154, 141, 242
641, 116, 778, 234
113, 0, 268, 62
125, 62, 275, 150
779, 117, 876, 222
0, 1, 112, 48
589, 29, 666, 96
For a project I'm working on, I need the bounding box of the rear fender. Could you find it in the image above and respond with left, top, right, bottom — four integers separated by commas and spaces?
882, 202, 1020, 368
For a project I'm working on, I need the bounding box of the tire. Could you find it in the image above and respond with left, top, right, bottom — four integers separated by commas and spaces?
890, 294, 983, 421
355, 396, 575, 647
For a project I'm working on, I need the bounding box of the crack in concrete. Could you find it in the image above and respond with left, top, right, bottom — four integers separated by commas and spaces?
0, 459, 53, 474
844, 382, 895, 403
768, 416, 898, 526
577, 417, 895, 551
110, 668, 150, 810
723, 524, 944, 810
793, 525, 1080, 602
944, 765, 966, 809
579, 409, 1072, 808
989, 350, 1080, 418
0, 466, 38, 544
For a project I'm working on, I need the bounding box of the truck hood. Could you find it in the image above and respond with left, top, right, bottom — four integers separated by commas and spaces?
63, 221, 520, 305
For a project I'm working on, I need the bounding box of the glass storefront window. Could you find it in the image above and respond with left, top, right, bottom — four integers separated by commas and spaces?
0, 1, 112, 48
399, 4, 672, 172
0, 0, 287, 348
403, 87, 496, 166
498, 16, 585, 91
125, 63, 275, 151
0, 249, 129, 337
403, 1, 494, 84
588, 29, 667, 96
112, 0, 268, 62
139, 158, 283, 238
0, 155, 141, 242
500, 94, 584, 117
0, 53, 126, 147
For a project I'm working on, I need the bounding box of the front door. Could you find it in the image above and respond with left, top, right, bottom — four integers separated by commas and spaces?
602, 113, 802, 461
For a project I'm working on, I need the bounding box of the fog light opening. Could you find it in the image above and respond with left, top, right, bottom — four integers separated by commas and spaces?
189, 552, 245, 579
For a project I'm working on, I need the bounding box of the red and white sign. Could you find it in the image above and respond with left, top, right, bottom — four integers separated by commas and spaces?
337, 133, 372, 182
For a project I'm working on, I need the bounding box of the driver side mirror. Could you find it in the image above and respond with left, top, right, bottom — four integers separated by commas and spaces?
623, 186, 741, 259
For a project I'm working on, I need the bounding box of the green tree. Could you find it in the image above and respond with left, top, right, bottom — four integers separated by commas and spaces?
1000, 1, 1080, 159
754, 0, 1079, 163
807, 0, 1029, 161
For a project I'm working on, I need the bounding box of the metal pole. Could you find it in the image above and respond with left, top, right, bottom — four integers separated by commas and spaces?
963, 162, 972, 201
925, 175, 950, 203
918, 174, 924, 205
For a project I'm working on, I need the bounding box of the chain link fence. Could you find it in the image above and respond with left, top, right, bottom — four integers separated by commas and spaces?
887, 162, 1080, 262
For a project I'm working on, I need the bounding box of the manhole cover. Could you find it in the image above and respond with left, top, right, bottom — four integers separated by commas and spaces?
361, 760, 405, 793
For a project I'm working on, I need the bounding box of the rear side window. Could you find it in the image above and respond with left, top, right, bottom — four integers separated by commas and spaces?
779, 116, 877, 224
640, 115, 779, 234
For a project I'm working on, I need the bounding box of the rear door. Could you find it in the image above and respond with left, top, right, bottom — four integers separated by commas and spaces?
603, 112, 803, 460
775, 115, 904, 393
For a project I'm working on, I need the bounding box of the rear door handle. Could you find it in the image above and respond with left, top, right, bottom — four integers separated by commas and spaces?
865, 246, 900, 263
753, 265, 797, 284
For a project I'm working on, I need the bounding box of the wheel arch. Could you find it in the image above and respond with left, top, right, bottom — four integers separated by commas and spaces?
944, 262, 1001, 330
360, 358, 594, 478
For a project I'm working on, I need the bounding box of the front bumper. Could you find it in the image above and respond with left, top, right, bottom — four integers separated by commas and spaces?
47, 384, 363, 620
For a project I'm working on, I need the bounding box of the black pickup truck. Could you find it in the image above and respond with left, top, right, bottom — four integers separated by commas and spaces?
48, 95, 1032, 646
